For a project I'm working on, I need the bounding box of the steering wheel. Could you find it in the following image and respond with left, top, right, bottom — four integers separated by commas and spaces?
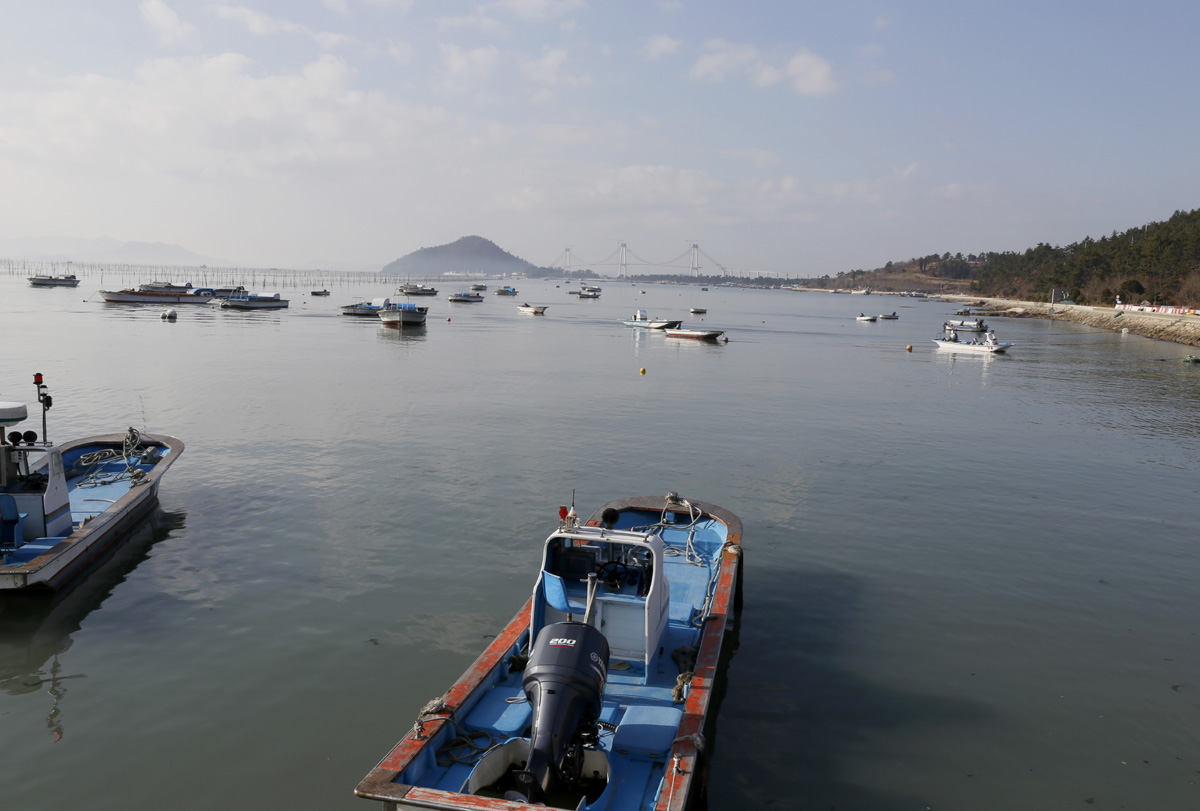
597, 561, 632, 590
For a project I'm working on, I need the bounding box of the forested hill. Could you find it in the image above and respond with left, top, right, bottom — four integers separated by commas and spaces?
970, 207, 1200, 305
383, 236, 535, 276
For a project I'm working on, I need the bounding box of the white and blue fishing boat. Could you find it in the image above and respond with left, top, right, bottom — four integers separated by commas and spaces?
341, 297, 393, 317
1, 374, 184, 591
378, 302, 429, 328
356, 493, 743, 811
494, 286, 519, 296
448, 292, 484, 303
221, 292, 289, 310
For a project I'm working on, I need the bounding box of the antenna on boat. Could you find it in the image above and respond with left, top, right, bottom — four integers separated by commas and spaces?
33, 372, 51, 444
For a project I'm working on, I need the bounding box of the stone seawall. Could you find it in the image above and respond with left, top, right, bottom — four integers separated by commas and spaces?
946, 297, 1200, 348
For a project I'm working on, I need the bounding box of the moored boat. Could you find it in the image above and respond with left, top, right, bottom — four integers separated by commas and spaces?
518, 304, 548, 315
494, 286, 519, 296
689, 307, 707, 314
98, 288, 215, 304
932, 325, 1014, 353
946, 318, 987, 332
221, 293, 288, 310
398, 284, 439, 297
470, 284, 488, 292
855, 313, 877, 322
311, 289, 331, 296
621, 310, 681, 330
354, 494, 743, 811
448, 292, 484, 303
878, 312, 899, 320
664, 328, 724, 341
341, 297, 392, 316
378, 302, 429, 327
1, 374, 184, 591
28, 275, 80, 288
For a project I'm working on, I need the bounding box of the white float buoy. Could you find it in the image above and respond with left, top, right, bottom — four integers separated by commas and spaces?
161, 309, 177, 321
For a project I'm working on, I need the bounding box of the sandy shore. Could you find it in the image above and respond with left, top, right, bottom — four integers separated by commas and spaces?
943, 295, 1200, 348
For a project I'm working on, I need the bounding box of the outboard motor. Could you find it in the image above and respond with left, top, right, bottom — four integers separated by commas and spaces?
513, 621, 609, 804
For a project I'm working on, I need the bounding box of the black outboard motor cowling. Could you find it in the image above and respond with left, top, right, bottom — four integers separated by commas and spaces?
514, 621, 609, 803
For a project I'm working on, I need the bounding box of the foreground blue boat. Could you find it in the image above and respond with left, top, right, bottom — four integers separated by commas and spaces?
0, 375, 184, 591
356, 494, 743, 810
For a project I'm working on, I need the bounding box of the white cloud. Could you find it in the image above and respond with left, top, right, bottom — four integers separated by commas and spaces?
690, 40, 836, 96
435, 44, 502, 94
642, 35, 681, 60
437, 9, 511, 36
140, 0, 195, 44
786, 50, 837, 95
519, 47, 590, 89
495, 0, 587, 22
212, 5, 352, 49
387, 40, 416, 66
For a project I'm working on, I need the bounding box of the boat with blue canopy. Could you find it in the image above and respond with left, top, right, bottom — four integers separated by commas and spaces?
1, 374, 184, 591
355, 493, 743, 811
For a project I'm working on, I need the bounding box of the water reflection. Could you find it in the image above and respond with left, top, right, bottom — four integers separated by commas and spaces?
0, 508, 186, 738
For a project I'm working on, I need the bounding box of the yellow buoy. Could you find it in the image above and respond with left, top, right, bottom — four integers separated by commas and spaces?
639, 368, 646, 375
906, 344, 912, 352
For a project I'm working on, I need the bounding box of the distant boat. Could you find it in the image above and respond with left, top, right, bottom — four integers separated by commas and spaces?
1181, 356, 1199, 364
946, 318, 986, 332
222, 293, 288, 310
518, 304, 548, 315
689, 307, 707, 314
621, 310, 681, 329
448, 292, 484, 303
855, 314, 877, 322
470, 283, 488, 291
378, 302, 429, 328
878, 312, 899, 320
664, 328, 724, 341
577, 290, 601, 299
28, 274, 80, 288
397, 284, 439, 297
99, 288, 215, 304
138, 281, 194, 293
341, 297, 392, 316
933, 326, 1013, 354
494, 286, 519, 296
311, 289, 331, 296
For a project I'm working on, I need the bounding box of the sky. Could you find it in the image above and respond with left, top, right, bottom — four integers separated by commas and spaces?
1, 1, 1199, 276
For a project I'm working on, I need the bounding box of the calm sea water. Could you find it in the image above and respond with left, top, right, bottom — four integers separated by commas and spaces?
2, 273, 1198, 810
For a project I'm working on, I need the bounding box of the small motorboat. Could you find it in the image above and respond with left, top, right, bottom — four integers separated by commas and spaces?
99, 288, 215, 304
222, 293, 289, 310
577, 290, 601, 299
398, 285, 441, 297
1182, 356, 1200, 364
470, 284, 488, 292
448, 292, 484, 303
855, 313, 877, 322
341, 297, 392, 316
932, 325, 1014, 354
311, 289, 331, 296
946, 318, 986, 332
493, 286, 519, 296
621, 310, 681, 329
878, 312, 899, 320
354, 494, 743, 811
689, 307, 707, 314
1, 374, 184, 591
378, 302, 429, 328
518, 304, 548, 315
664, 328, 724, 341
27, 274, 81, 288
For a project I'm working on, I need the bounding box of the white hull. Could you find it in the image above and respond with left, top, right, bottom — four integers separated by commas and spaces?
28, 276, 80, 287
379, 308, 428, 326
100, 289, 213, 303
932, 339, 1013, 354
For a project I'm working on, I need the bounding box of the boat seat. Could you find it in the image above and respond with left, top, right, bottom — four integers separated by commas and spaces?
463, 687, 531, 738
542, 572, 587, 616
612, 705, 683, 758
0, 494, 28, 549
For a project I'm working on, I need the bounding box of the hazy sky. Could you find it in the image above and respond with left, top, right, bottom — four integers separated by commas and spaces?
1, 1, 1197, 275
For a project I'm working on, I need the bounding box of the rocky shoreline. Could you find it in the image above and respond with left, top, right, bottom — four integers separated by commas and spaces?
944, 296, 1200, 348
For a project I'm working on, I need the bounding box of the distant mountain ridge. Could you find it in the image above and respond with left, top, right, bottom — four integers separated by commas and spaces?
383, 236, 535, 276
0, 235, 230, 267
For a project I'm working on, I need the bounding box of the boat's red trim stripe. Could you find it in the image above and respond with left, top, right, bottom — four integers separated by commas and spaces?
375, 598, 532, 773
657, 545, 741, 810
